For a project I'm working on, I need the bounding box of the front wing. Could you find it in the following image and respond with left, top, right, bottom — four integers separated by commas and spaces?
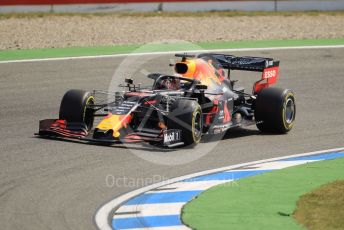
36, 119, 184, 148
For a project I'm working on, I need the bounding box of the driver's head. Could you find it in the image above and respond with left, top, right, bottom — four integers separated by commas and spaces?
162, 78, 180, 90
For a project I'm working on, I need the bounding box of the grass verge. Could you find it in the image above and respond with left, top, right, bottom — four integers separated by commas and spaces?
294, 180, 344, 229
182, 157, 344, 230
1, 38, 344, 62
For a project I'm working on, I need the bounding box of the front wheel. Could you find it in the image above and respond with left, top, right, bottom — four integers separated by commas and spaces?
254, 88, 296, 133
167, 100, 202, 146
59, 89, 95, 131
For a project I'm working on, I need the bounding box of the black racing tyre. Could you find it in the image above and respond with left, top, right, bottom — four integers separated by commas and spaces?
59, 89, 95, 130
254, 87, 296, 133
167, 100, 202, 146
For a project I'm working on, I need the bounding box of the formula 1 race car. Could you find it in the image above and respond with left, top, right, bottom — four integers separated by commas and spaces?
37, 53, 296, 147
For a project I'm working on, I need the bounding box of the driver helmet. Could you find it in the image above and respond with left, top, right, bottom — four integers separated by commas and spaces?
159, 78, 180, 90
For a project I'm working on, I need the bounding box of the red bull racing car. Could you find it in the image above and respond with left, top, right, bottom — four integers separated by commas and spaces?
37, 53, 296, 147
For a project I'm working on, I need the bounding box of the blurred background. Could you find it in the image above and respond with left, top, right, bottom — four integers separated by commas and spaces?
1, 0, 344, 50
1, 0, 344, 13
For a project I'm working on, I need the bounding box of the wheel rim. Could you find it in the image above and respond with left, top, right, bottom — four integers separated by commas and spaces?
85, 108, 94, 130
285, 98, 295, 124
194, 111, 202, 138
84, 97, 95, 130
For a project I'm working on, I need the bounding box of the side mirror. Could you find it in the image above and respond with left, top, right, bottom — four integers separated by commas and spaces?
125, 78, 133, 84
195, 84, 208, 90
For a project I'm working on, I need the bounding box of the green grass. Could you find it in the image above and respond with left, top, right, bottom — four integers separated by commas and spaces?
294, 180, 344, 230
182, 157, 344, 230
1, 11, 344, 19
1, 38, 344, 62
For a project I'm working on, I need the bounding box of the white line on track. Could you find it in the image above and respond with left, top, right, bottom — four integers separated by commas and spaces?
225, 159, 318, 171
146, 180, 232, 193
126, 226, 190, 230
1, 45, 344, 64
94, 147, 344, 230
114, 203, 185, 218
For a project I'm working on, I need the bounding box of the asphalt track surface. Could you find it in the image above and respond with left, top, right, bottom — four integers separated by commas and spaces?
1, 48, 344, 230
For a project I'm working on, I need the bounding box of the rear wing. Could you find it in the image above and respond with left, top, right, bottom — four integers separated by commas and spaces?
198, 53, 280, 94
199, 53, 279, 71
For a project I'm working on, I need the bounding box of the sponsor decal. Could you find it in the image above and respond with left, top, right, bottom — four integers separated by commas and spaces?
213, 128, 222, 134
113, 101, 137, 115
163, 129, 181, 146
262, 67, 278, 80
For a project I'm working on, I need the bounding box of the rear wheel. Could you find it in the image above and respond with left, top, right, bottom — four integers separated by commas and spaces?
59, 89, 95, 131
167, 100, 202, 146
254, 87, 295, 133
